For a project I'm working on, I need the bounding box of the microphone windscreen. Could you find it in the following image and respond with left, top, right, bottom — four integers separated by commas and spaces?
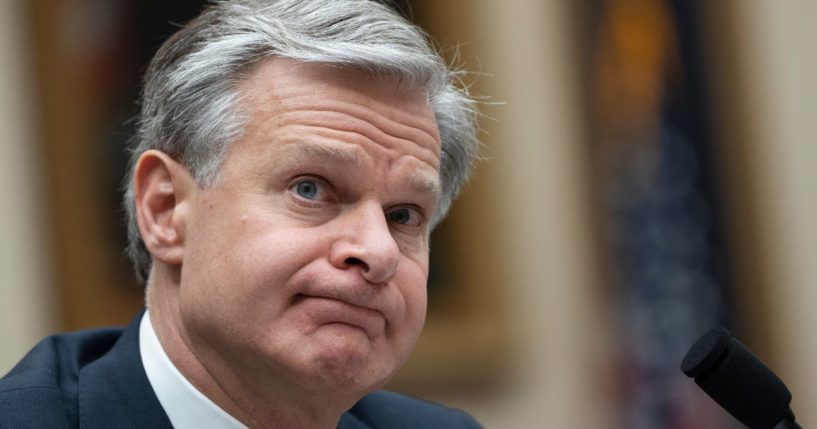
681, 326, 792, 429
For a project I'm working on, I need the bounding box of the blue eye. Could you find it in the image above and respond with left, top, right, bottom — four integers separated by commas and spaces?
387, 207, 421, 226
295, 180, 319, 199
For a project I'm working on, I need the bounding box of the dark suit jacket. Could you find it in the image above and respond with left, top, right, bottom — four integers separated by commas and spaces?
0, 312, 481, 428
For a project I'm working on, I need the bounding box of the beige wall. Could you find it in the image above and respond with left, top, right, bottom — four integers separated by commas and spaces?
727, 1, 817, 425
466, 1, 610, 426
422, 0, 611, 427
0, 0, 56, 374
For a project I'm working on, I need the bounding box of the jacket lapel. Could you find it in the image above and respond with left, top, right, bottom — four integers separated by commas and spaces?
78, 311, 173, 429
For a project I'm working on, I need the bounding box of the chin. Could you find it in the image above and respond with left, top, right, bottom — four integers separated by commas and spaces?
304, 334, 395, 393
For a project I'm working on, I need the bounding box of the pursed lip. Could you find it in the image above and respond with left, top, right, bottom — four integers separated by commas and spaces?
294, 294, 386, 339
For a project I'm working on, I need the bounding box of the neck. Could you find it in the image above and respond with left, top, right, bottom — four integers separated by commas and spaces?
145, 266, 351, 429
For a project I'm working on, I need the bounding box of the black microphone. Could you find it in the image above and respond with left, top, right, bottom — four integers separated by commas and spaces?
681, 326, 801, 429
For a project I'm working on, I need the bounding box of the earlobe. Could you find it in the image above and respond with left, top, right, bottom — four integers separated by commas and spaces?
133, 150, 195, 266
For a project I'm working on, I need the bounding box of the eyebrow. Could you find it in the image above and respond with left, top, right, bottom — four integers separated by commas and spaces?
406, 171, 442, 201
279, 140, 442, 201
282, 140, 362, 167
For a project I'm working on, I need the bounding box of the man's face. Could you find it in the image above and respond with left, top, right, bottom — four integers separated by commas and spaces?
176, 58, 441, 397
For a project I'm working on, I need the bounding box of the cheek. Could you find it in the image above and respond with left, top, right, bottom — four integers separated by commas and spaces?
181, 213, 328, 320
397, 264, 429, 341
179, 225, 335, 355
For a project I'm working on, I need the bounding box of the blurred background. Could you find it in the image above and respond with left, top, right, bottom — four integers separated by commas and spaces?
1, 0, 815, 427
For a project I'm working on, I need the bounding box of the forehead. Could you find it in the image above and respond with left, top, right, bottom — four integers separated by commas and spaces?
237, 57, 441, 155
228, 58, 442, 192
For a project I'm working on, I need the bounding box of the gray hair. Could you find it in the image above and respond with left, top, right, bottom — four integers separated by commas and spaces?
124, 0, 479, 283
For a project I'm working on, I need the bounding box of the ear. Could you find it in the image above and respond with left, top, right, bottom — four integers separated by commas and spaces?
132, 150, 196, 266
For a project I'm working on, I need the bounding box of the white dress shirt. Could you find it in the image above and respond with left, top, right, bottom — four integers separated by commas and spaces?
140, 310, 248, 429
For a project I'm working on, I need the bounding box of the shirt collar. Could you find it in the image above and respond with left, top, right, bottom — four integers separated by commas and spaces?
140, 309, 248, 429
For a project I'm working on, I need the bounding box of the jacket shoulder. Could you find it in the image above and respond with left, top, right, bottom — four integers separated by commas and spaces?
0, 327, 123, 427
343, 390, 482, 429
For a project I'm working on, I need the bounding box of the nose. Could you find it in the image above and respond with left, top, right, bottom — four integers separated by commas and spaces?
329, 203, 401, 284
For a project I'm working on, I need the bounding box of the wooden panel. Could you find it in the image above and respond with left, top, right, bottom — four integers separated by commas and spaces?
27, 0, 143, 331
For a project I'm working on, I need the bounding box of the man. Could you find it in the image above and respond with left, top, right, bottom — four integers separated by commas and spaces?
0, 0, 481, 428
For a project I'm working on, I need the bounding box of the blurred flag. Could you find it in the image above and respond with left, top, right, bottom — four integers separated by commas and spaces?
587, 0, 738, 427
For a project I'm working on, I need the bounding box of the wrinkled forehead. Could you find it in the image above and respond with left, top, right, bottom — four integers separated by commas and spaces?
237, 57, 442, 151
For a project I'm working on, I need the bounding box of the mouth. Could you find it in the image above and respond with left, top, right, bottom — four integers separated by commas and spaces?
293, 294, 385, 339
